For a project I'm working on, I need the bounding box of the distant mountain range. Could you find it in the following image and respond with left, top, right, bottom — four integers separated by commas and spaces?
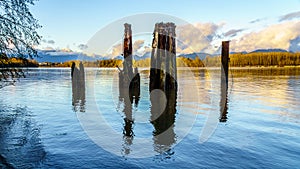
33, 48, 291, 63
249, 48, 289, 53
34, 49, 112, 63
178, 52, 212, 60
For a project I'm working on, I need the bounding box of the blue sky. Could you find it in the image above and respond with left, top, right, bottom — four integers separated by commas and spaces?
30, 0, 300, 55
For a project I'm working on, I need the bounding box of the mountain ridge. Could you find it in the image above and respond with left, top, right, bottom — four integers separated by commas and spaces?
34, 48, 295, 63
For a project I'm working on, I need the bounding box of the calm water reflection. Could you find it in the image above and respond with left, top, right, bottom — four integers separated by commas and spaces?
150, 86, 177, 155
0, 67, 299, 168
71, 62, 86, 112
219, 76, 229, 123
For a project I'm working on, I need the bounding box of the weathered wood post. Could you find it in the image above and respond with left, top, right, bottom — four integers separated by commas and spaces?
150, 22, 177, 92
150, 23, 159, 92
149, 22, 178, 153
123, 23, 133, 80
156, 22, 166, 90
119, 23, 140, 102
118, 24, 140, 155
130, 67, 140, 105
165, 22, 177, 92
221, 41, 230, 85
220, 41, 229, 122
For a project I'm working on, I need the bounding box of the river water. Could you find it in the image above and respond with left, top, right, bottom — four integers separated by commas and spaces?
0, 67, 299, 168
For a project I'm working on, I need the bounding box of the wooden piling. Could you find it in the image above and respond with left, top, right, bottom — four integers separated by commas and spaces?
119, 23, 140, 102
221, 41, 230, 85
165, 22, 177, 92
149, 22, 178, 152
150, 23, 159, 92
119, 24, 139, 155
149, 22, 177, 92
157, 22, 166, 90
123, 23, 133, 81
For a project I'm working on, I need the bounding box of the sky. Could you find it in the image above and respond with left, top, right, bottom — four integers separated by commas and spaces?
30, 0, 300, 56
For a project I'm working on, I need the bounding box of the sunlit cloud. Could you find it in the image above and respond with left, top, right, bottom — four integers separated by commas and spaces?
176, 22, 224, 54
143, 46, 152, 53
105, 40, 146, 57
110, 43, 122, 57
83, 20, 300, 58
133, 40, 144, 50
133, 40, 145, 55
230, 21, 300, 52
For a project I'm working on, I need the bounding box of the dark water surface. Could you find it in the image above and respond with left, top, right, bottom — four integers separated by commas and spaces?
0, 67, 299, 168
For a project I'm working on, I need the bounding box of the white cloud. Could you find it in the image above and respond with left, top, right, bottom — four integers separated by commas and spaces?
105, 40, 146, 57
176, 22, 223, 54
110, 43, 123, 57
53, 20, 300, 58
133, 40, 145, 55
133, 40, 144, 50
230, 21, 300, 52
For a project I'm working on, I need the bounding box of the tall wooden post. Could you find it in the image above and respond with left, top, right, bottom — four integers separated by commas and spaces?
150, 24, 159, 92
119, 23, 140, 102
150, 22, 177, 92
157, 23, 166, 90
221, 41, 230, 85
119, 24, 140, 155
123, 23, 133, 81
165, 22, 177, 92
149, 22, 178, 153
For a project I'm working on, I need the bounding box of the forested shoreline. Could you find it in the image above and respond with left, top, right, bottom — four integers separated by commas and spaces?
0, 54, 38, 67
1, 52, 300, 68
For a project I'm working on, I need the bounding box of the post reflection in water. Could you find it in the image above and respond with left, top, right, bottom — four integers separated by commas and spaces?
121, 93, 134, 155
71, 62, 86, 112
150, 85, 177, 155
119, 72, 140, 156
220, 74, 229, 123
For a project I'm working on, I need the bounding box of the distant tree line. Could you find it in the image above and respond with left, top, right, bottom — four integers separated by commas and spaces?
133, 57, 204, 67
203, 52, 300, 67
228, 52, 300, 67
0, 53, 38, 67
36, 52, 300, 68
43, 59, 123, 68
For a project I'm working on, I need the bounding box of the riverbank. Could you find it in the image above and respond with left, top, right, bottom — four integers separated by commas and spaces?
0, 57, 38, 68
2, 51, 300, 68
